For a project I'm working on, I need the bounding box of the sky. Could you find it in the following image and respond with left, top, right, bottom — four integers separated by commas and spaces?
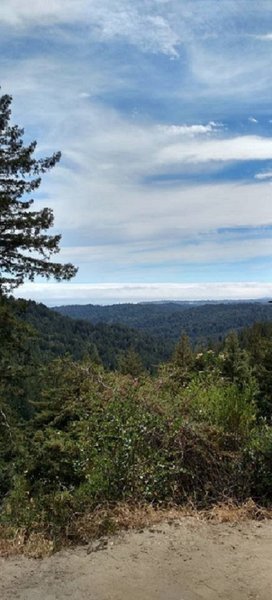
1, 0, 272, 305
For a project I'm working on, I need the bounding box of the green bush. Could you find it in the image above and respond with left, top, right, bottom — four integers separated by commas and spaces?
185, 375, 256, 438
246, 425, 272, 503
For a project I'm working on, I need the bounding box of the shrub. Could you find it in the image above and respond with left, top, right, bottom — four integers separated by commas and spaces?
246, 425, 272, 503
185, 376, 256, 439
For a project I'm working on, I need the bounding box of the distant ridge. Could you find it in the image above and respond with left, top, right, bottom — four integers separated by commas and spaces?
54, 301, 272, 345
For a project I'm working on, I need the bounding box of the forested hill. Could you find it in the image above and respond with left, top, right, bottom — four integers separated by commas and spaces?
54, 301, 272, 344
12, 298, 169, 370
8, 298, 272, 372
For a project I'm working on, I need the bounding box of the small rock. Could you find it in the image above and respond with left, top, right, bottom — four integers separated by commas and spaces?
87, 538, 108, 554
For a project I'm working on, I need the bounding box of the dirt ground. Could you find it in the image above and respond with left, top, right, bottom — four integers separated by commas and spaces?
1, 518, 272, 600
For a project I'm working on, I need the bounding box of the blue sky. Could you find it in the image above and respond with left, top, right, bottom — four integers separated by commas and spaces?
2, 0, 272, 304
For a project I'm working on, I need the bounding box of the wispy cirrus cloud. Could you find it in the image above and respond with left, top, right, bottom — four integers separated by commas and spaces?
0, 0, 180, 57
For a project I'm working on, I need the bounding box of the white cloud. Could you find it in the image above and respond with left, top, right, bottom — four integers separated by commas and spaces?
158, 136, 272, 165
58, 179, 272, 234
255, 171, 272, 180
95, 7, 180, 57
248, 117, 258, 123
14, 282, 272, 306
2, 1, 272, 104
255, 33, 272, 41
0, 0, 180, 57
0, 0, 86, 26
46, 173, 272, 282
157, 122, 222, 136
2, 54, 272, 279
59, 236, 272, 267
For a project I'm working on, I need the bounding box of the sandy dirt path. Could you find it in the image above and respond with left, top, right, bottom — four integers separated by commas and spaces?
1, 518, 272, 600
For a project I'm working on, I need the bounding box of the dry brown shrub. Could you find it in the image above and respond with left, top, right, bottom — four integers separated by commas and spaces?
0, 526, 53, 559
202, 498, 272, 523
23, 533, 54, 558
0, 526, 26, 557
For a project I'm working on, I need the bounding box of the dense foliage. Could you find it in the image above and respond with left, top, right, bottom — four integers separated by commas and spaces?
1, 296, 272, 550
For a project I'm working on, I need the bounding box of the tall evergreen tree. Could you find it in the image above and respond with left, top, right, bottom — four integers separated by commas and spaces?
0, 92, 77, 292
173, 333, 194, 371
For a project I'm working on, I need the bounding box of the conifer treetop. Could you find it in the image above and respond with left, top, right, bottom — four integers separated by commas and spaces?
0, 92, 77, 292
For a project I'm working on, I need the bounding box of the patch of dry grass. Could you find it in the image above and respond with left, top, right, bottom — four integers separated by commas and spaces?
202, 498, 271, 523
0, 526, 53, 558
0, 526, 28, 558
67, 503, 193, 544
50, 499, 272, 546
1, 499, 271, 558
